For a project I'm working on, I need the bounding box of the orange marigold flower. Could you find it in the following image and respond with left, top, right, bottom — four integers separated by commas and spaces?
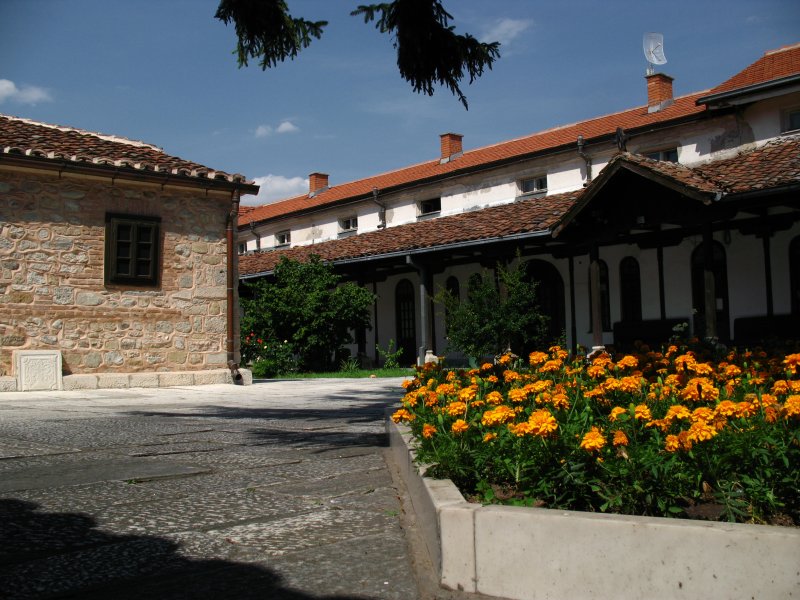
498, 353, 512, 365
680, 377, 719, 402
772, 380, 790, 395
714, 400, 737, 418
483, 432, 497, 442
549, 345, 567, 359
422, 424, 437, 439
503, 370, 521, 383
425, 391, 439, 407
480, 363, 494, 372
617, 355, 639, 369
634, 404, 652, 421
734, 401, 758, 418
391, 408, 415, 423
586, 365, 606, 378
689, 362, 714, 376
487, 375, 499, 384
481, 405, 516, 427
445, 401, 467, 417
612, 429, 629, 447
471, 399, 485, 409
529, 351, 548, 366
402, 392, 419, 407
665, 434, 680, 452
508, 388, 529, 403
674, 353, 697, 371
664, 405, 691, 422
508, 422, 531, 436
759, 393, 778, 407
451, 419, 469, 434
782, 395, 800, 418
540, 359, 563, 373
526, 380, 553, 394
601, 377, 620, 393
446, 370, 459, 382
619, 376, 643, 394
691, 406, 714, 422
401, 379, 415, 389
527, 409, 558, 437
485, 391, 504, 405
551, 392, 570, 410
459, 386, 477, 402
579, 426, 606, 452
721, 364, 742, 379
687, 421, 717, 443
609, 406, 627, 422
435, 383, 455, 395
764, 406, 779, 423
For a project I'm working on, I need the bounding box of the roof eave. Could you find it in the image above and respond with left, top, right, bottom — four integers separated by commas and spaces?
696, 74, 800, 108
0, 152, 260, 195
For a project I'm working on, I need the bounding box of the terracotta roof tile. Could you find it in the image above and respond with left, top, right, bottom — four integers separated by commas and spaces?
694, 134, 800, 193
239, 136, 800, 277
240, 93, 708, 227
0, 114, 252, 184
240, 191, 580, 276
703, 42, 800, 97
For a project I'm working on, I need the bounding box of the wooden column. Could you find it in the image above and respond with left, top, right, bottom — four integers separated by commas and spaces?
589, 245, 603, 348
702, 226, 717, 339
761, 225, 774, 318
657, 245, 666, 320
568, 255, 577, 350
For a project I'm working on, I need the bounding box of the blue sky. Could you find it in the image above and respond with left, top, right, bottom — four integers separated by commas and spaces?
1, 1, 798, 205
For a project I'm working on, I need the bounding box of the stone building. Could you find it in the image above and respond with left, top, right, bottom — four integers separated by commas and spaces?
0, 115, 258, 391
239, 43, 800, 366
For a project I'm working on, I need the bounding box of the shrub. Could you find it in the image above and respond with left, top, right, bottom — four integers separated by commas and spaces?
394, 344, 800, 525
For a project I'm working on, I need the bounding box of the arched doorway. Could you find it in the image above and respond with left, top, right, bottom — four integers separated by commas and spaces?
395, 279, 416, 364
691, 241, 730, 340
524, 260, 566, 344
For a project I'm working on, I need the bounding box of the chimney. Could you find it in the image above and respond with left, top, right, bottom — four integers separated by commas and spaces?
308, 172, 329, 197
646, 73, 674, 113
439, 133, 463, 164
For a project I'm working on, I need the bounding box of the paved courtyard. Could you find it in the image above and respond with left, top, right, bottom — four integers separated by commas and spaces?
0, 378, 458, 600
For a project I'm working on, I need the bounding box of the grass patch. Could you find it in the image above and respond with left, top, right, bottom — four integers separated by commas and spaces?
257, 368, 414, 380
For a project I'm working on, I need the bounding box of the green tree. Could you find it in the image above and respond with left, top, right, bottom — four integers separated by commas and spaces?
241, 256, 375, 371
214, 0, 500, 109
436, 261, 548, 361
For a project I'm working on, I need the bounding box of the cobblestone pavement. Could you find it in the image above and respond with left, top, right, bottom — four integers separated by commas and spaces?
0, 378, 473, 600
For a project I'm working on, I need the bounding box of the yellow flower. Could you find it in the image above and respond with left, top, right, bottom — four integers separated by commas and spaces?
528, 351, 548, 366
480, 362, 494, 372
527, 409, 558, 437
634, 404, 651, 421
734, 401, 757, 418
586, 365, 606, 378
422, 424, 437, 439
619, 376, 643, 394
482, 432, 497, 442
687, 421, 717, 443
503, 369, 521, 383
498, 353, 512, 365
688, 361, 714, 376
485, 391, 504, 405
617, 355, 639, 369
665, 434, 680, 452
612, 429, 629, 447
714, 400, 737, 418
609, 406, 627, 422
691, 406, 714, 422
540, 359, 563, 373
579, 426, 606, 452
458, 386, 477, 402
391, 408, 415, 423
508, 388, 529, 403
445, 401, 467, 417
487, 375, 499, 384
664, 404, 691, 422
782, 395, 800, 418
481, 405, 516, 427
435, 383, 455, 395
451, 419, 469, 434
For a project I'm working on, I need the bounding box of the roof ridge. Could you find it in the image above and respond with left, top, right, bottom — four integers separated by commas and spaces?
765, 41, 800, 55
1, 114, 164, 152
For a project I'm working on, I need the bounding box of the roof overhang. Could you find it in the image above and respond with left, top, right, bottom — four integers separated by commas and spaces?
0, 152, 260, 196
696, 74, 800, 108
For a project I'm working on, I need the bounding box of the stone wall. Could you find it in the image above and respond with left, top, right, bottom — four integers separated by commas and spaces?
0, 170, 235, 376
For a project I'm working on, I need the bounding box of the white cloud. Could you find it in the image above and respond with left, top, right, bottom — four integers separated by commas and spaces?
254, 124, 273, 138
480, 18, 533, 49
254, 120, 299, 138
0, 79, 52, 104
244, 174, 308, 206
276, 120, 299, 133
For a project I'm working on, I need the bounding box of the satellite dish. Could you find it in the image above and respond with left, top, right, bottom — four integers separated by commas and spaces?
643, 33, 667, 74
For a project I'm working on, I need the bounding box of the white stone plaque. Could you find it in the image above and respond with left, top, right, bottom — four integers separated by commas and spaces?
14, 350, 63, 391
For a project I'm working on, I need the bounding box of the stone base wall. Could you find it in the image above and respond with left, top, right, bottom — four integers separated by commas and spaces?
0, 170, 236, 376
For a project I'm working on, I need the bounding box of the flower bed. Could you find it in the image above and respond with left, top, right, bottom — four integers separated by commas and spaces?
393, 343, 800, 525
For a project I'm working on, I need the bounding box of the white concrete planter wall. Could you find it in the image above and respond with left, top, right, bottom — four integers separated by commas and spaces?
388, 418, 800, 600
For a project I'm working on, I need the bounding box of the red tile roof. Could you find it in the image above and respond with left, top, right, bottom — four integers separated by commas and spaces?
239, 135, 800, 277
0, 114, 253, 184
240, 190, 580, 276
239, 92, 708, 227
702, 42, 800, 97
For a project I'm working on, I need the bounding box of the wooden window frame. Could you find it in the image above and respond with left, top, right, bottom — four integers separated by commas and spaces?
105, 213, 160, 287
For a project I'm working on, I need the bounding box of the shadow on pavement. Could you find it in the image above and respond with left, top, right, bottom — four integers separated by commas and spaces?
0, 498, 376, 600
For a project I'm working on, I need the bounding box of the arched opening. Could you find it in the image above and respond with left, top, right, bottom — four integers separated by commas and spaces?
524, 260, 566, 344
691, 241, 730, 340
395, 278, 416, 363
588, 259, 611, 332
